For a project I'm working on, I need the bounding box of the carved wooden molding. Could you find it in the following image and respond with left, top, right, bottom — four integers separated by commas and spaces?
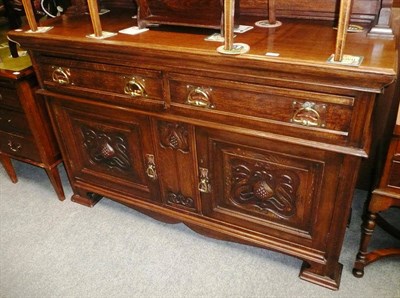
158, 121, 189, 153
81, 126, 131, 172
228, 158, 299, 219
167, 191, 195, 209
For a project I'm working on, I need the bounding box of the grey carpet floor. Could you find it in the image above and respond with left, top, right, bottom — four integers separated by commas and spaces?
0, 160, 399, 298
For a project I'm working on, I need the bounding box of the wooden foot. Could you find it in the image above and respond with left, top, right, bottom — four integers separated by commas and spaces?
299, 261, 342, 290
352, 266, 364, 278
0, 155, 18, 183
72, 191, 102, 207
44, 166, 65, 201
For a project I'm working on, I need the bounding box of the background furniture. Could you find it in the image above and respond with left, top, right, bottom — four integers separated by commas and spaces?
0, 67, 64, 200
0, 0, 44, 57
353, 108, 400, 277
9, 0, 398, 290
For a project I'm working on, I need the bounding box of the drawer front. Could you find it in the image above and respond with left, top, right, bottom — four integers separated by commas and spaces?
0, 87, 22, 110
38, 56, 165, 111
0, 108, 31, 136
0, 131, 40, 162
168, 73, 355, 144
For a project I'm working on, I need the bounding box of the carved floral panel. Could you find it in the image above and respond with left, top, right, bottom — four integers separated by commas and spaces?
226, 158, 300, 220
158, 121, 189, 153
81, 125, 132, 172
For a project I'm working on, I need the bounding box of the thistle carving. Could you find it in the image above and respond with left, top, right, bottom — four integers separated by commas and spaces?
227, 158, 298, 219
167, 191, 194, 208
158, 121, 189, 153
81, 126, 131, 172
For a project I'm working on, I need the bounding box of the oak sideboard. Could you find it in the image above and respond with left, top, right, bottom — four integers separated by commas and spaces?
9, 1, 398, 290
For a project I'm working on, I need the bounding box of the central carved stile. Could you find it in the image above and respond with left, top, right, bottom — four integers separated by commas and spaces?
158, 121, 189, 153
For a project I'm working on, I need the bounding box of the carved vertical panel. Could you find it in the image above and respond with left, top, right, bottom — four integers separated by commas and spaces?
154, 119, 199, 211
158, 121, 189, 153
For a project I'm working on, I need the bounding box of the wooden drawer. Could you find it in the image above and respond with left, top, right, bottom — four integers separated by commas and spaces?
0, 131, 40, 162
168, 73, 355, 143
38, 56, 166, 111
0, 87, 22, 110
0, 108, 31, 136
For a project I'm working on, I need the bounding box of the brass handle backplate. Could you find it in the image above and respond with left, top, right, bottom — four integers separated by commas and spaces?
145, 154, 157, 180
51, 66, 71, 85
124, 77, 146, 97
8, 140, 21, 152
198, 167, 212, 193
186, 85, 214, 109
291, 101, 326, 128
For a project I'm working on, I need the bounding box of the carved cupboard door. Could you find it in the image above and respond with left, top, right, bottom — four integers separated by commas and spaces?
152, 119, 200, 212
48, 96, 161, 203
196, 127, 344, 250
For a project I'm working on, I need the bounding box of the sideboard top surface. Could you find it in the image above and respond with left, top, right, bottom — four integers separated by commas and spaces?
9, 10, 398, 92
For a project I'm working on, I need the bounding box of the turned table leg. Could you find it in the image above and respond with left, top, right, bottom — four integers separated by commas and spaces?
0, 155, 18, 183
353, 193, 400, 277
353, 212, 377, 277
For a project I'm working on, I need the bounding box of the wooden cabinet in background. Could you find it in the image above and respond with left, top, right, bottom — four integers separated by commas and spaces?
0, 67, 64, 201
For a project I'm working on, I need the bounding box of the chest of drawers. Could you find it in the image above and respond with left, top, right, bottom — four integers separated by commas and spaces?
0, 67, 64, 200
9, 9, 398, 290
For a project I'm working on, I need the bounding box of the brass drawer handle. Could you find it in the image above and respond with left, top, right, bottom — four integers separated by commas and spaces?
145, 154, 157, 180
291, 101, 326, 128
124, 77, 146, 97
7, 140, 21, 152
51, 66, 71, 85
186, 86, 215, 109
198, 167, 212, 193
